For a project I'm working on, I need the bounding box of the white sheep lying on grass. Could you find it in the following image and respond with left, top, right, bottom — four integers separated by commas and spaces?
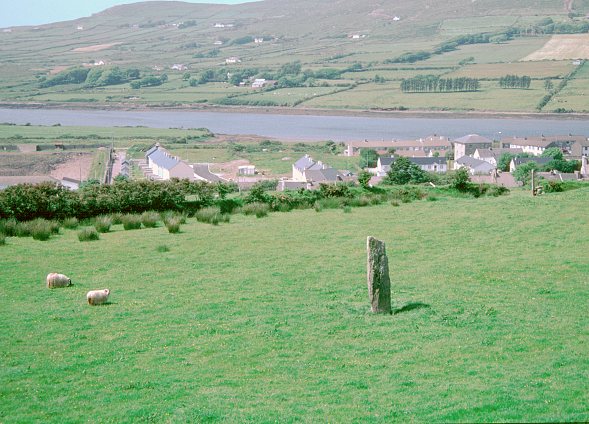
46, 273, 72, 289
86, 289, 110, 305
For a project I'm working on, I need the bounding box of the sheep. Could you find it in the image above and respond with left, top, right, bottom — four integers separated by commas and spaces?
46, 273, 72, 289
86, 289, 110, 306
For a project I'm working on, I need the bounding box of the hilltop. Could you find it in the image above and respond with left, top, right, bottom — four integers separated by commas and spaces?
1, 0, 589, 113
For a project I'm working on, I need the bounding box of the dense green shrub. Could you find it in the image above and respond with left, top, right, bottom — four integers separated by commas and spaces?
78, 227, 100, 242
540, 180, 564, 193
216, 198, 242, 214
0, 232, 5, 245
383, 157, 429, 185
0, 219, 18, 237
121, 214, 142, 230
94, 216, 112, 233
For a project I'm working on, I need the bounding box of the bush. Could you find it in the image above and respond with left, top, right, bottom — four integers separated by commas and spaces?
165, 217, 181, 233
94, 216, 112, 233
242, 202, 270, 218
141, 211, 160, 228
62, 217, 79, 229
78, 227, 100, 241
156, 244, 170, 252
541, 180, 564, 193
195, 207, 230, 225
216, 198, 242, 214
121, 214, 142, 230
0, 219, 18, 237
30, 219, 54, 241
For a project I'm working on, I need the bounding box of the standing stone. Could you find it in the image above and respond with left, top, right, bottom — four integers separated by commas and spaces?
366, 236, 391, 314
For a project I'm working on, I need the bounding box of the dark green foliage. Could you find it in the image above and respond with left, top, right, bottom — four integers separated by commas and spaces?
39, 67, 90, 88
0, 232, 5, 245
541, 147, 564, 160
513, 162, 539, 184
78, 227, 100, 242
319, 183, 351, 198
130, 75, 167, 89
357, 170, 372, 189
401, 75, 479, 92
216, 198, 242, 214
383, 157, 429, 185
387, 51, 432, 64
499, 75, 531, 89
0, 219, 18, 237
359, 148, 379, 168
451, 168, 471, 192
497, 152, 533, 172
0, 182, 79, 221
245, 182, 272, 204
540, 180, 564, 193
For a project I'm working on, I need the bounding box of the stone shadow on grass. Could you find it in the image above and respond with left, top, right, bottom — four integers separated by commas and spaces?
392, 302, 430, 315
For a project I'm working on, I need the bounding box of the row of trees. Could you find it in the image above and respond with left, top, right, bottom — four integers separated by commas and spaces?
400, 76, 480, 93
499, 75, 531, 89
39, 66, 142, 89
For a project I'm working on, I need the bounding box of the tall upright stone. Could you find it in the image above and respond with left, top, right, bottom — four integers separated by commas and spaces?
366, 236, 391, 314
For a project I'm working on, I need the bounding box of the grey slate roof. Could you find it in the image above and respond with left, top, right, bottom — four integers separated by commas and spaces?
512, 157, 552, 167
148, 149, 180, 170
408, 157, 446, 165
379, 156, 395, 166
305, 168, 343, 182
294, 155, 316, 171
456, 156, 495, 174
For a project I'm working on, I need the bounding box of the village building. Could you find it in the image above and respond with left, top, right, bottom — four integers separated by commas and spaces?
278, 155, 343, 190
502, 135, 585, 156
453, 134, 493, 159
225, 57, 241, 64
375, 156, 447, 176
454, 156, 496, 175
345, 135, 451, 157
473, 148, 523, 167
509, 156, 552, 173
238, 165, 256, 176
145, 144, 195, 181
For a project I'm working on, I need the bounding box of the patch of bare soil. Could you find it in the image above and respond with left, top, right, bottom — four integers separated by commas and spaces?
50, 153, 93, 180
71, 42, 122, 53
209, 159, 251, 179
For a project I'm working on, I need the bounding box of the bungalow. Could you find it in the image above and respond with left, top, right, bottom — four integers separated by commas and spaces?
509, 157, 552, 172
376, 156, 447, 176
502, 135, 585, 156
473, 148, 523, 166
145, 144, 195, 181
453, 134, 493, 159
238, 165, 256, 175
454, 156, 496, 175
225, 57, 241, 64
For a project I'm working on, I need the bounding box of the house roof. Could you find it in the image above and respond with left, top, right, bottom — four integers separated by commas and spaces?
148, 149, 180, 170
503, 135, 587, 148
348, 137, 451, 149
454, 134, 493, 145
512, 157, 552, 167
193, 164, 225, 182
305, 168, 343, 182
379, 156, 395, 166
456, 156, 495, 173
475, 148, 523, 159
294, 155, 316, 171
408, 157, 446, 165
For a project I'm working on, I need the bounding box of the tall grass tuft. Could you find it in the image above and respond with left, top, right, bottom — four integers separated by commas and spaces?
0, 219, 18, 237
78, 227, 100, 242
156, 244, 170, 253
121, 214, 142, 230
164, 216, 181, 234
15, 222, 32, 237
110, 213, 123, 225
141, 211, 160, 228
30, 219, 55, 241
242, 202, 270, 218
195, 207, 230, 225
94, 216, 112, 233
62, 217, 79, 229
0, 232, 5, 246
161, 211, 187, 225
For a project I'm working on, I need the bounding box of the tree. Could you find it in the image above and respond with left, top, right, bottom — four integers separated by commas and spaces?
358, 170, 372, 189
541, 147, 563, 160
383, 157, 428, 185
513, 161, 539, 185
451, 167, 470, 192
359, 148, 379, 169
544, 79, 554, 91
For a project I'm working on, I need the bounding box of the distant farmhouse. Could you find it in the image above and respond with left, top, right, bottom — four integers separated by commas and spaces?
144, 144, 225, 183
376, 156, 447, 176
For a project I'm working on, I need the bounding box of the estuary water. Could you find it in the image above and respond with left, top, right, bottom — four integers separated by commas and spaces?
1, 108, 588, 142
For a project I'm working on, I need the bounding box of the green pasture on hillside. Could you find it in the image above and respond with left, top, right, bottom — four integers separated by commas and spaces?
1, 188, 588, 422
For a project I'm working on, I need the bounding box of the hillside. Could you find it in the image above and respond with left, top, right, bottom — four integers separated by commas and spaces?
1, 0, 589, 113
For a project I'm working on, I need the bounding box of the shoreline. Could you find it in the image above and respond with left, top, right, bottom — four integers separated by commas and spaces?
2, 101, 589, 121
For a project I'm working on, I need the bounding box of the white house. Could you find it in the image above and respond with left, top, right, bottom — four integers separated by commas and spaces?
453, 134, 493, 159
291, 155, 343, 184
145, 144, 195, 181
473, 148, 523, 166
454, 156, 495, 175
238, 165, 256, 175
376, 156, 446, 176
502, 135, 584, 156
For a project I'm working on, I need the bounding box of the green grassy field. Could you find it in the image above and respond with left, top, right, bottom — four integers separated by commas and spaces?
1, 187, 588, 422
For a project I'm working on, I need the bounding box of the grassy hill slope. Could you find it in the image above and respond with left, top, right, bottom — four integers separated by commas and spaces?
1, 187, 588, 422
1, 0, 589, 112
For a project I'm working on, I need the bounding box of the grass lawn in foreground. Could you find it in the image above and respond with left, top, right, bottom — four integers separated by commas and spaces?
0, 187, 588, 422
